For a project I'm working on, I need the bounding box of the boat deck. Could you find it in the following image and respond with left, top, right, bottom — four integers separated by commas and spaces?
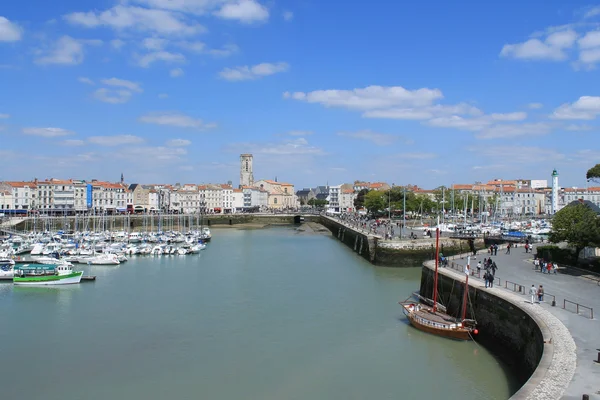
0, 275, 96, 282
412, 306, 459, 325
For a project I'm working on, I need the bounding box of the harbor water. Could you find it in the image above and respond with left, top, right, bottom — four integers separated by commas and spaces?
0, 227, 517, 400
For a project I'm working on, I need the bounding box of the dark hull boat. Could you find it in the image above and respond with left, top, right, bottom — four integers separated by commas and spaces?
400, 226, 478, 341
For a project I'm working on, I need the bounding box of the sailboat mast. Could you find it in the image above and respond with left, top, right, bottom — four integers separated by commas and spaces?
461, 256, 471, 321
432, 226, 440, 313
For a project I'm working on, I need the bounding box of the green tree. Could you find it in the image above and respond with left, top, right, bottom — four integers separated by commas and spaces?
353, 189, 369, 209
586, 163, 600, 183
364, 190, 386, 213
549, 203, 600, 261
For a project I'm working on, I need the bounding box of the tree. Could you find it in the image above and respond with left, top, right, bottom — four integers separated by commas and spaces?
549, 203, 600, 261
364, 190, 386, 213
586, 163, 600, 183
354, 189, 369, 209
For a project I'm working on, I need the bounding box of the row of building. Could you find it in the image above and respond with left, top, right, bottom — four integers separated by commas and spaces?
1, 162, 597, 216
0, 177, 298, 215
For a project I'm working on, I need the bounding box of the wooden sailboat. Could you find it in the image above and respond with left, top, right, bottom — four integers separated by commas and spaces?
400, 226, 478, 341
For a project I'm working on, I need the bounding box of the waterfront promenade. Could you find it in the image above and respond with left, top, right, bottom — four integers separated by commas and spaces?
447, 246, 599, 399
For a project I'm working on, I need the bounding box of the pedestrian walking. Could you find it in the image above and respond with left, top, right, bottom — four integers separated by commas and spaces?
477, 260, 482, 275
506, 243, 511, 254
484, 271, 491, 288
553, 263, 558, 274
494, 244, 498, 256
547, 262, 552, 274
537, 285, 544, 302
529, 285, 537, 304
491, 261, 497, 276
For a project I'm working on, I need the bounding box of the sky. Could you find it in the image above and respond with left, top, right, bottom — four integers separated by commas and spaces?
1, 0, 599, 189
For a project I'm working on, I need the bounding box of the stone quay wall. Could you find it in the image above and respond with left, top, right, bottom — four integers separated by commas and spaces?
420, 260, 576, 400
10, 214, 320, 232
319, 216, 486, 266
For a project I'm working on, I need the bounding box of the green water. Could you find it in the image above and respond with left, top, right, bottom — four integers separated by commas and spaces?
0, 227, 517, 400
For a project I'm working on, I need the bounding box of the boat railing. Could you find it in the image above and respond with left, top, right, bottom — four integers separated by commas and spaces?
563, 299, 594, 320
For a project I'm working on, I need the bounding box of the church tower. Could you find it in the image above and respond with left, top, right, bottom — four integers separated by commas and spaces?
240, 154, 254, 188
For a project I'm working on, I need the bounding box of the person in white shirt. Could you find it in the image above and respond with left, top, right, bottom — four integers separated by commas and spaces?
529, 285, 537, 304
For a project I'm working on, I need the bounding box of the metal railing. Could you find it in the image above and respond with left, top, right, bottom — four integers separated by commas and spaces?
505, 280, 524, 294
436, 251, 594, 319
563, 299, 594, 319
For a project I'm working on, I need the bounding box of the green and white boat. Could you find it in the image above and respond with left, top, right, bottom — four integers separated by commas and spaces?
13, 264, 83, 286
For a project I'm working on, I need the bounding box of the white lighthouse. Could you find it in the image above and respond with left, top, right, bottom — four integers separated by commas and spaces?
551, 169, 559, 214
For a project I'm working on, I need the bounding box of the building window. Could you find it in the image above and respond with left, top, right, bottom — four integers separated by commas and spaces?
274, 198, 278, 204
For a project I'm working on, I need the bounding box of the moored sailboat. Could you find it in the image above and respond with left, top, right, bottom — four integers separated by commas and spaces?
400, 227, 478, 341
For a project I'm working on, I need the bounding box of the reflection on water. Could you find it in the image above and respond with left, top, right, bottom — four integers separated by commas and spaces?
0, 227, 517, 400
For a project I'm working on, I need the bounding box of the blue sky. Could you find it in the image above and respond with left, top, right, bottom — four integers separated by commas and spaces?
1, 0, 599, 189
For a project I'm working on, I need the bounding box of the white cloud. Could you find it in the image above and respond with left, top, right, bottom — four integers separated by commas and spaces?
34, 36, 86, 65
578, 30, 600, 49
62, 139, 85, 146
115, 145, 187, 161
426, 115, 491, 131
143, 37, 168, 51
475, 122, 552, 139
565, 124, 592, 131
490, 111, 527, 121
93, 88, 133, 104
0, 113, 9, 119
226, 137, 324, 156
170, 67, 184, 77
176, 40, 205, 52
552, 96, 600, 120
214, 0, 269, 24
584, 6, 600, 19
396, 152, 437, 160
545, 30, 578, 48
137, 51, 186, 67
283, 11, 293, 21
139, 112, 216, 129
158, 93, 169, 99
101, 77, 143, 92
78, 77, 95, 85
500, 36, 573, 61
363, 103, 482, 120
337, 130, 398, 146
470, 145, 565, 164
23, 127, 74, 137
284, 85, 443, 110
64, 5, 205, 36
166, 138, 192, 147
579, 48, 600, 66
287, 130, 313, 136
88, 135, 145, 146
207, 43, 239, 57
0, 16, 23, 42
219, 62, 289, 81
110, 39, 125, 50
528, 102, 543, 109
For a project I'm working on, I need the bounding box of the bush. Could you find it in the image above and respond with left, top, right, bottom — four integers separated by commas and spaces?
536, 245, 576, 265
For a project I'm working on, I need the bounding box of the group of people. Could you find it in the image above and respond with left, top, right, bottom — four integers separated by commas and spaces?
477, 257, 498, 288
534, 257, 558, 274
529, 284, 545, 304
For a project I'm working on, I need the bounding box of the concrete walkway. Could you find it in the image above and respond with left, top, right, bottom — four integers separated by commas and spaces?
448, 245, 600, 400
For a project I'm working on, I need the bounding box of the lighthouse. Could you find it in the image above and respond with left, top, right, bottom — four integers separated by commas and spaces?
551, 169, 559, 214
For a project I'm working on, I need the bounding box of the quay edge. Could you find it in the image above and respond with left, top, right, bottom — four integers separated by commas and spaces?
318, 215, 486, 266
420, 259, 576, 400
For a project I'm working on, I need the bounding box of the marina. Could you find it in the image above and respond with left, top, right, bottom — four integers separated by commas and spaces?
0, 226, 516, 400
